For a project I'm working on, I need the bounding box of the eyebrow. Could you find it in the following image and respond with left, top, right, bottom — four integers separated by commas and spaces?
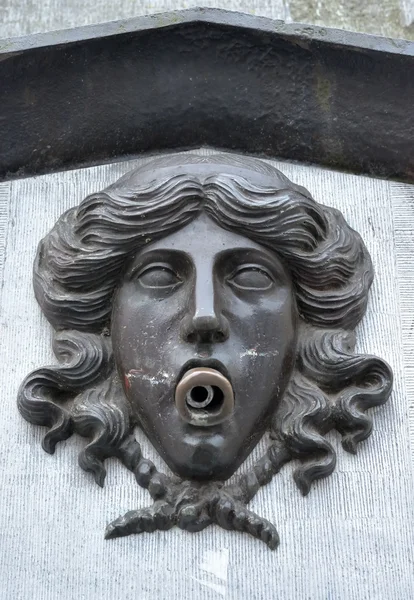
126, 248, 191, 276
127, 245, 288, 280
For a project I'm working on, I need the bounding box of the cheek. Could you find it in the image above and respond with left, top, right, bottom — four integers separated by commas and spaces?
225, 288, 296, 341
110, 286, 188, 392
225, 290, 297, 400
111, 293, 168, 412
112, 286, 185, 345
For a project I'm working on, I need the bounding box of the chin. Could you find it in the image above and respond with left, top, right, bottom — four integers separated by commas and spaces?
164, 427, 243, 481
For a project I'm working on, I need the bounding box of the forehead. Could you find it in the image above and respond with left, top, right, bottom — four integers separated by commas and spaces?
135, 212, 279, 262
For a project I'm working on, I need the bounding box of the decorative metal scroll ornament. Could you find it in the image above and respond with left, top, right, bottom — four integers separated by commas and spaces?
17, 153, 393, 549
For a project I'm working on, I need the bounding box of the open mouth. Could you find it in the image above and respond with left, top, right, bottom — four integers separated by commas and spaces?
175, 359, 234, 427
176, 359, 231, 386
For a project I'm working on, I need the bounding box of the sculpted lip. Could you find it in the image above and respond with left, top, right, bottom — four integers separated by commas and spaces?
176, 358, 231, 386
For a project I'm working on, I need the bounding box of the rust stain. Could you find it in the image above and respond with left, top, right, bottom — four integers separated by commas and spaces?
124, 373, 130, 391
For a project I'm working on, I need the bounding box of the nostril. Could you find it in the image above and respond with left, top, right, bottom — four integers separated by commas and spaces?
214, 329, 228, 343
186, 329, 227, 344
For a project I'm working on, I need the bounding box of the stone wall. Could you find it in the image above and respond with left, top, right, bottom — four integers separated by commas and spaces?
1, 152, 413, 599
0, 0, 413, 40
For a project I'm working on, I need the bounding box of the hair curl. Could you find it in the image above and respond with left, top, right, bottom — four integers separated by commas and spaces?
18, 154, 392, 549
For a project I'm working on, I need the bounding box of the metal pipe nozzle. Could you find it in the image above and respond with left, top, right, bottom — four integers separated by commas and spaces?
175, 367, 234, 427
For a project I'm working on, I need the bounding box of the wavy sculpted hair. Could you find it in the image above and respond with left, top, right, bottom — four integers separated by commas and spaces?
18, 154, 392, 549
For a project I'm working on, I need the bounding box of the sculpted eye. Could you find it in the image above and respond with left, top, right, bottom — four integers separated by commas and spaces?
137, 263, 181, 289
227, 265, 274, 291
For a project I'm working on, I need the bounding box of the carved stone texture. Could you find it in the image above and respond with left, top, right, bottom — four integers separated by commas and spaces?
17, 153, 393, 549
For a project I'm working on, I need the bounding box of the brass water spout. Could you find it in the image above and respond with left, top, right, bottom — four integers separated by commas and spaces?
175, 367, 234, 427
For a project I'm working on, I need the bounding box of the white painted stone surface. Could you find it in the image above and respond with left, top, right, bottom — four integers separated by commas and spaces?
0, 151, 413, 599
0, 0, 290, 39
401, 0, 414, 25
1, 0, 414, 40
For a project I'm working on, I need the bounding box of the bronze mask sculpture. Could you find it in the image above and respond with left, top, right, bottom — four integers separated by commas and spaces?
18, 153, 393, 549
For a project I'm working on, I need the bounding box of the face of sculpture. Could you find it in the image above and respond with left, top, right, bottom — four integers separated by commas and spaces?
112, 212, 297, 480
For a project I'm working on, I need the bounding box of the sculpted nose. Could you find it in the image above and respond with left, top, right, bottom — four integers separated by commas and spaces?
183, 309, 230, 344
181, 275, 229, 344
